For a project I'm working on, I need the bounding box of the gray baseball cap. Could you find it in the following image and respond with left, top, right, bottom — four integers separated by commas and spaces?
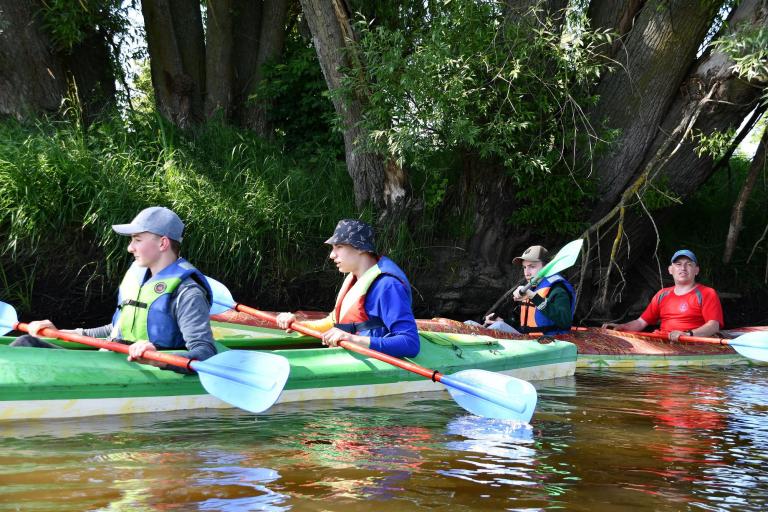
324, 219, 376, 253
112, 206, 185, 242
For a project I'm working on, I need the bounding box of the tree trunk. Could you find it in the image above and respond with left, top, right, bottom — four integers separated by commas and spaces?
587, 0, 647, 61
205, 0, 235, 119
141, 0, 206, 128
724, 128, 767, 263
581, 0, 768, 319
299, 0, 404, 211
0, 0, 115, 122
588, 0, 721, 216
235, 0, 290, 133
62, 26, 117, 122
0, 1, 67, 118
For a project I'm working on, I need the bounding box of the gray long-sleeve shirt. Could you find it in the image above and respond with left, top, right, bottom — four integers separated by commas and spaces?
85, 278, 216, 373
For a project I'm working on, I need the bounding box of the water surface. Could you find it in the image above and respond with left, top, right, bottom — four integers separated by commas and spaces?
1, 366, 767, 511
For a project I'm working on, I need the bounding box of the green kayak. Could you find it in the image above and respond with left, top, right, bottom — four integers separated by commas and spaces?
0, 321, 576, 420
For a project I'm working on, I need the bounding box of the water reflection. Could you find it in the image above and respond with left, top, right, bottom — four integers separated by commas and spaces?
1, 369, 768, 510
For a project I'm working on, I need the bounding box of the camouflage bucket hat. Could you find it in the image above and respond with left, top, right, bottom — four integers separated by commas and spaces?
324, 219, 376, 253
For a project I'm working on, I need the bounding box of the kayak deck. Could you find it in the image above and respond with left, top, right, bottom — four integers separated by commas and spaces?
0, 325, 576, 420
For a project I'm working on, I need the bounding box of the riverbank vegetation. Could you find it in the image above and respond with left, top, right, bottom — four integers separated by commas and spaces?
1, 0, 766, 325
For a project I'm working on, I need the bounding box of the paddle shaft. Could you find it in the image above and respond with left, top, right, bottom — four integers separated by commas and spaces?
15, 322, 195, 370
231, 303, 447, 382
612, 329, 732, 346
224, 302, 533, 415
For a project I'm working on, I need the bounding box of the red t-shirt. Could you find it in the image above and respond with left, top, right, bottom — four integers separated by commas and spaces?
640, 284, 724, 332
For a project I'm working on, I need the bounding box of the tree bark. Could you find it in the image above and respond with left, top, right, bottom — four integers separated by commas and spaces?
205, 0, 235, 119
0, 0, 115, 122
0, 0, 67, 118
588, 0, 646, 61
724, 128, 767, 263
299, 0, 404, 211
236, 0, 290, 133
141, 0, 206, 128
588, 0, 721, 216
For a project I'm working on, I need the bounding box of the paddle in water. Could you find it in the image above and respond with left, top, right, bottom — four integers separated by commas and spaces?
484, 238, 584, 318
611, 328, 768, 363
206, 277, 538, 422
0, 301, 289, 414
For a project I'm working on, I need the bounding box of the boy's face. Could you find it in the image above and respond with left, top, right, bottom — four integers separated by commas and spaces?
521, 260, 544, 282
329, 244, 364, 274
127, 232, 166, 267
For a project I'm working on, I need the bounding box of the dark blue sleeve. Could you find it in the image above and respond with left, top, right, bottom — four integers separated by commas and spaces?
365, 277, 420, 358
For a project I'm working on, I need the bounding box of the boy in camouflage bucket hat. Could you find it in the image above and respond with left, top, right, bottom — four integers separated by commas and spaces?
276, 219, 419, 358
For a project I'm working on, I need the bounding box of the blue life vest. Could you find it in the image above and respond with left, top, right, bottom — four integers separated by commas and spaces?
111, 259, 212, 349
520, 274, 575, 335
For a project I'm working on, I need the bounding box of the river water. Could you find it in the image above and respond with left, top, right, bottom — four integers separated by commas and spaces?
1, 366, 767, 511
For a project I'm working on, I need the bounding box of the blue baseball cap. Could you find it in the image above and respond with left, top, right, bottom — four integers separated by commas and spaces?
325, 219, 376, 253
671, 249, 697, 264
112, 206, 185, 242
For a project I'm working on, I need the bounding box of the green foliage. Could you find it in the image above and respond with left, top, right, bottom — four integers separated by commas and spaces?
661, 154, 767, 289
0, 113, 353, 314
40, 0, 127, 51
712, 23, 768, 83
252, 35, 342, 156
345, 0, 610, 234
693, 128, 738, 159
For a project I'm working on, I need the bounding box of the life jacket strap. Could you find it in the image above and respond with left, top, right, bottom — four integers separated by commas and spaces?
334, 317, 385, 334
120, 299, 148, 309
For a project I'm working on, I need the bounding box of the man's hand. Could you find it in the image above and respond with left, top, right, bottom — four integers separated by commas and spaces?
321, 328, 369, 349
512, 286, 534, 302
483, 313, 500, 327
275, 312, 297, 331
127, 341, 157, 362
26, 320, 57, 337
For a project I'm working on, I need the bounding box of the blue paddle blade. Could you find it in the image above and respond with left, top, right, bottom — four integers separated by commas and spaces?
205, 275, 237, 315
190, 350, 290, 413
442, 369, 538, 423
0, 301, 19, 335
729, 332, 768, 362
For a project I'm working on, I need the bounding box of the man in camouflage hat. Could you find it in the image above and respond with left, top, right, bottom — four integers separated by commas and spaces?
475, 245, 575, 335
276, 219, 419, 357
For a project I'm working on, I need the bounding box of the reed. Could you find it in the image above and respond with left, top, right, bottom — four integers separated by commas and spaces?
0, 114, 353, 316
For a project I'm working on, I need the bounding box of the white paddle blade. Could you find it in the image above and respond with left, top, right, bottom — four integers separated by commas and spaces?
729, 332, 768, 362
539, 238, 584, 280
192, 350, 290, 414
444, 369, 538, 423
205, 275, 237, 315
0, 301, 19, 335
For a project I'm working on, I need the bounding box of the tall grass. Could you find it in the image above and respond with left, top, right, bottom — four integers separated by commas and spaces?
0, 113, 354, 319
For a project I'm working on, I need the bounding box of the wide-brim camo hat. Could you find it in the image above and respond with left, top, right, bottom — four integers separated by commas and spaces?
112, 206, 185, 242
512, 245, 550, 265
325, 219, 376, 253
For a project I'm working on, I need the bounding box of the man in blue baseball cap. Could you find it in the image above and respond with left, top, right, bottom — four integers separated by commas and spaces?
12, 207, 216, 372
604, 249, 723, 341
276, 219, 419, 358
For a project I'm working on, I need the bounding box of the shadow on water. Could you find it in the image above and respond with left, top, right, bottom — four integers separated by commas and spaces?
0, 368, 767, 511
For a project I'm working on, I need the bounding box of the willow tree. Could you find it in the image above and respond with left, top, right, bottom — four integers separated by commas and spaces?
140, 0, 290, 132
303, 0, 768, 318
0, 0, 118, 122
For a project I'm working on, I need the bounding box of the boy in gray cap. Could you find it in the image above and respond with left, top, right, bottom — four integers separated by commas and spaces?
276, 219, 419, 358
12, 206, 216, 372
